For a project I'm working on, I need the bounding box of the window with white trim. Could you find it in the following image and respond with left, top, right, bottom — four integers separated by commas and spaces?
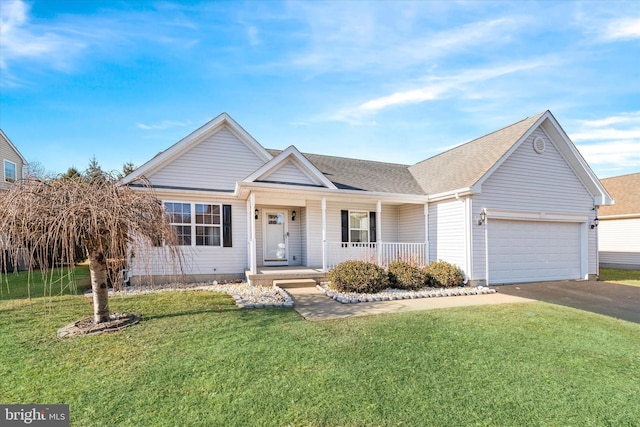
4, 160, 17, 183
164, 202, 222, 246
350, 211, 369, 243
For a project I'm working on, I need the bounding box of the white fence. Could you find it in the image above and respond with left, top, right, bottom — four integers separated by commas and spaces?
325, 242, 427, 270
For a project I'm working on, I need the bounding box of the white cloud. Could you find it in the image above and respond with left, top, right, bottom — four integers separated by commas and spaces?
285, 1, 526, 76
602, 17, 640, 41
576, 111, 640, 128
0, 0, 86, 74
570, 111, 640, 175
136, 120, 190, 130
329, 61, 545, 123
576, 141, 640, 167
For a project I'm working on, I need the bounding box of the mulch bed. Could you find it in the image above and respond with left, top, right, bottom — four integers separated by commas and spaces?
57, 312, 141, 338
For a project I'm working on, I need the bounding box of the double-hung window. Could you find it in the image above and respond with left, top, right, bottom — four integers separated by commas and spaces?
164, 202, 223, 247
4, 160, 16, 183
195, 204, 221, 246
341, 209, 376, 246
349, 211, 370, 243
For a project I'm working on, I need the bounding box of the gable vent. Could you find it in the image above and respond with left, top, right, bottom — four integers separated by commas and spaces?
533, 136, 546, 154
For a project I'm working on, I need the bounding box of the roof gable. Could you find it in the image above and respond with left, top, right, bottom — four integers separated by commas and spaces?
122, 113, 272, 185
599, 172, 640, 216
409, 112, 545, 195
0, 129, 28, 164
245, 146, 337, 189
266, 149, 425, 195
409, 111, 612, 205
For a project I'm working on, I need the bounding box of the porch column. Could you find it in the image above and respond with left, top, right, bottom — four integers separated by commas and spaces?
322, 197, 327, 272
249, 192, 257, 274
376, 200, 382, 266
424, 203, 429, 266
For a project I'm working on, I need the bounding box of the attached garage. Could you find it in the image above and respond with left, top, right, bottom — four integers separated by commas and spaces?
487, 216, 586, 285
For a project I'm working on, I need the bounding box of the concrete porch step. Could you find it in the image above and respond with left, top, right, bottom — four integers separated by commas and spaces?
273, 279, 318, 289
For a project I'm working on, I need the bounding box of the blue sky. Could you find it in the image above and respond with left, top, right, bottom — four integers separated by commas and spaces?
1, 0, 639, 179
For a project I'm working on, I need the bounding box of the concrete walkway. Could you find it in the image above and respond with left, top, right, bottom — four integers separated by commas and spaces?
287, 286, 534, 321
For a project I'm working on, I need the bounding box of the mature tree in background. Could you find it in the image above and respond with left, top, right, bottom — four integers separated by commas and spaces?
64, 166, 82, 179
25, 161, 55, 179
0, 175, 181, 324
85, 156, 104, 181
121, 161, 136, 178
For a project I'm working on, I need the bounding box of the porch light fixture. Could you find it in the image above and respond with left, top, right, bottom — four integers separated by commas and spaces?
477, 210, 487, 225
591, 217, 599, 229
291, 210, 296, 221
255, 209, 259, 220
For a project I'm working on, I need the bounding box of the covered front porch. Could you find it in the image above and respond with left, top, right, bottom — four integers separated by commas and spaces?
245, 189, 429, 285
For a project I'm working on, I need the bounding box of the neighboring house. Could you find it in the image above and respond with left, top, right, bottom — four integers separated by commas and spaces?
0, 129, 27, 192
598, 172, 640, 270
122, 110, 612, 286
1, 129, 28, 272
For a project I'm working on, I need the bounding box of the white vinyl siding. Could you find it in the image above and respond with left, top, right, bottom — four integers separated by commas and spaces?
130, 198, 247, 277
472, 128, 597, 281
399, 204, 426, 243
1, 135, 25, 191
260, 160, 321, 186
305, 200, 324, 267
599, 218, 640, 268
488, 220, 582, 284
148, 127, 267, 191
428, 199, 466, 271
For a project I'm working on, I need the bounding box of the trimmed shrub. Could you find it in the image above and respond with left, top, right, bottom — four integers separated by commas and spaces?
425, 260, 465, 288
388, 260, 428, 290
328, 260, 389, 293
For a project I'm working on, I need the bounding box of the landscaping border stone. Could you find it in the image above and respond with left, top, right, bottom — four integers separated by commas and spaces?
318, 283, 496, 304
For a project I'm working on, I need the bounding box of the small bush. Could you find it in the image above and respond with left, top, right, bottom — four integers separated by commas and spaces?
388, 260, 428, 290
425, 260, 465, 288
328, 260, 389, 293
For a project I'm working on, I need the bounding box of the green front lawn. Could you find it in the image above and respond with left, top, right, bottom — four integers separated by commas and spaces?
0, 265, 91, 299
600, 268, 640, 287
1, 273, 639, 426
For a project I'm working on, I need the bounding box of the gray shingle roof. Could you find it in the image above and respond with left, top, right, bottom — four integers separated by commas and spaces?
599, 172, 640, 216
266, 149, 425, 194
408, 112, 546, 195
267, 111, 546, 196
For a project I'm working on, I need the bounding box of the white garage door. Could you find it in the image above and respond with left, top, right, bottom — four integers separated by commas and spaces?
488, 220, 582, 284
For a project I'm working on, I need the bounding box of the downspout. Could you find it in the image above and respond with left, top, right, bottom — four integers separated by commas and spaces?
594, 206, 599, 279
484, 209, 489, 286
464, 198, 473, 284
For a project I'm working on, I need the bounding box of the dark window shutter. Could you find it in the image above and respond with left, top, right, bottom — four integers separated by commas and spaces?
223, 204, 232, 247
369, 211, 376, 243
341, 210, 349, 243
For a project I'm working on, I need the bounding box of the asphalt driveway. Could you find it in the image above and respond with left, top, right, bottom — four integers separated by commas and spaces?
494, 281, 640, 324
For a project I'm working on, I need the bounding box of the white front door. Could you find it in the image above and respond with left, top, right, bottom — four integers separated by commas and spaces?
263, 211, 288, 266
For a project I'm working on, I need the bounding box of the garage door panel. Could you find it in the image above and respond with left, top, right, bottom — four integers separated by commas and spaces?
488, 220, 581, 284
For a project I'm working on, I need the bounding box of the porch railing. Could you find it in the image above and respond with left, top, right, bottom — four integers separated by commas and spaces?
325, 242, 427, 271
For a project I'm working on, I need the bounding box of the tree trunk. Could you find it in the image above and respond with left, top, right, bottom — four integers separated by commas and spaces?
89, 251, 110, 323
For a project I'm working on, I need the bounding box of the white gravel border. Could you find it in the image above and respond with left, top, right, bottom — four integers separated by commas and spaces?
318, 283, 496, 304
86, 281, 294, 309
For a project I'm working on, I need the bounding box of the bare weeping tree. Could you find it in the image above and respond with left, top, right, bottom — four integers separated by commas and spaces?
0, 175, 181, 324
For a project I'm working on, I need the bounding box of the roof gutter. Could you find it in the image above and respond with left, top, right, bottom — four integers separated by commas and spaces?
427, 187, 475, 202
